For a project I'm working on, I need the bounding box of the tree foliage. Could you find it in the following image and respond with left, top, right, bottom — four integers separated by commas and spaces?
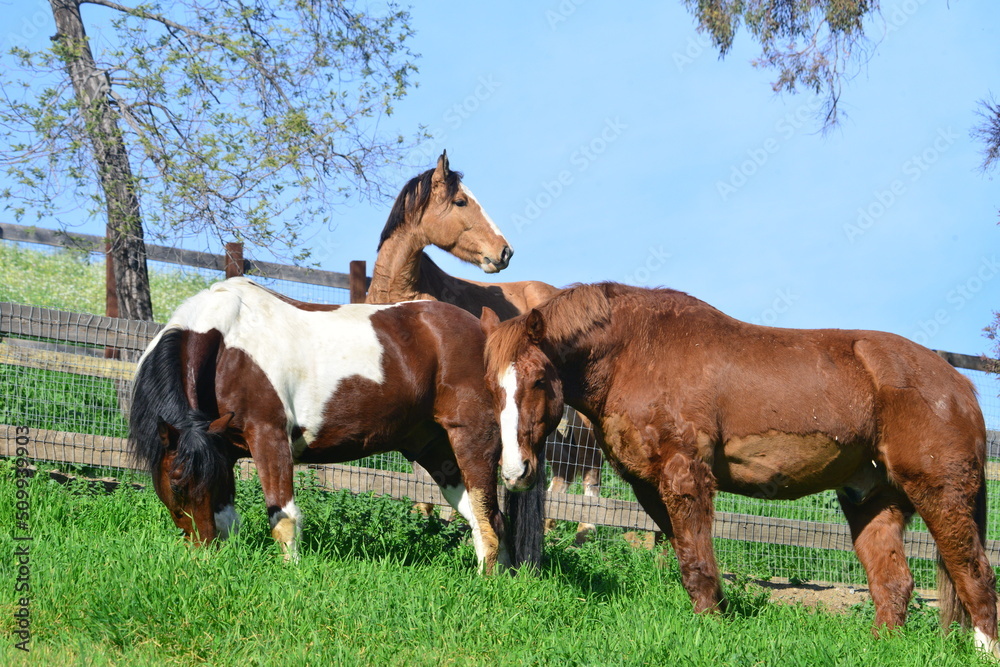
1, 0, 421, 261
681, 0, 878, 128
973, 97, 1000, 174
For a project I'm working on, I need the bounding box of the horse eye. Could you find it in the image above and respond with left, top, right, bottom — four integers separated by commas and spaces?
453, 199, 468, 207
534, 379, 546, 389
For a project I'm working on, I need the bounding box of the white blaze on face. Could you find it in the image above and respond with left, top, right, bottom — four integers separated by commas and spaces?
499, 363, 526, 484
460, 183, 511, 253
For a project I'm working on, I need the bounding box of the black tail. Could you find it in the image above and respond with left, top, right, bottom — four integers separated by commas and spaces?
504, 447, 547, 571
129, 328, 229, 494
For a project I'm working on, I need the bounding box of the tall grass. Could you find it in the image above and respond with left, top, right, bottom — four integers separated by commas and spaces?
0, 465, 992, 666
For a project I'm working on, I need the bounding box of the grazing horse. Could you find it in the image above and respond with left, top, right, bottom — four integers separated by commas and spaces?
481, 282, 998, 656
128, 277, 536, 574
367, 150, 602, 543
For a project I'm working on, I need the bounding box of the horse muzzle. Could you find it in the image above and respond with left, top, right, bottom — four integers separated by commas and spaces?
482, 245, 514, 273
501, 458, 536, 492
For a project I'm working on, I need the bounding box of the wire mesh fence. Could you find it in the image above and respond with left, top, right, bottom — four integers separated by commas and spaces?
3, 233, 1000, 587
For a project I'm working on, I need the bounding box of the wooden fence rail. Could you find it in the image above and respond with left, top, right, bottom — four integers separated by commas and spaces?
4, 301, 1000, 566
1, 222, 369, 293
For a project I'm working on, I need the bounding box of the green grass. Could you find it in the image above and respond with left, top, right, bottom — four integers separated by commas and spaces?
0, 465, 993, 666
0, 243, 214, 322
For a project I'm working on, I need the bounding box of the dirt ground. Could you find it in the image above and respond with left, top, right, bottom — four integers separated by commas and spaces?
620, 530, 940, 615
729, 575, 938, 614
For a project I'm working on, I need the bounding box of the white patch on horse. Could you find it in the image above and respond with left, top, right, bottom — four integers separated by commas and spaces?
498, 363, 526, 484
460, 183, 509, 247
440, 483, 487, 570
162, 278, 398, 458
214, 503, 241, 540
974, 627, 997, 655
271, 499, 303, 562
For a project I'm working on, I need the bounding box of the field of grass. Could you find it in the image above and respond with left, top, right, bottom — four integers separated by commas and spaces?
0, 464, 994, 666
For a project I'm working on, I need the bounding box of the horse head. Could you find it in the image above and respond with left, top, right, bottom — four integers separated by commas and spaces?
153, 412, 238, 545
419, 151, 513, 273
482, 307, 563, 491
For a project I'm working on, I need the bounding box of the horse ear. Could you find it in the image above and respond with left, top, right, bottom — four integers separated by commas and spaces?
434, 150, 450, 181
525, 309, 546, 344
480, 307, 500, 337
208, 412, 235, 434
157, 418, 179, 450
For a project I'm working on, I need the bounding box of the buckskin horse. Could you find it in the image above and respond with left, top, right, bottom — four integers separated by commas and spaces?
481, 282, 998, 656
367, 150, 603, 544
128, 277, 542, 573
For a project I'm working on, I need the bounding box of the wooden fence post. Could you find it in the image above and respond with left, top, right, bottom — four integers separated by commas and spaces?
349, 260, 367, 304
225, 242, 244, 278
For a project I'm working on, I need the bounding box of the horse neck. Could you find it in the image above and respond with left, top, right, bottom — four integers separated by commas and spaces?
368, 216, 429, 303
544, 327, 614, 417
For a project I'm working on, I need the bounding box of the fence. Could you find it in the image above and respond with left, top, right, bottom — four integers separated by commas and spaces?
2, 222, 1000, 587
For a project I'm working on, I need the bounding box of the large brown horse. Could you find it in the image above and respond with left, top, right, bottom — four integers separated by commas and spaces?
366, 150, 602, 542
481, 282, 998, 656
128, 277, 540, 573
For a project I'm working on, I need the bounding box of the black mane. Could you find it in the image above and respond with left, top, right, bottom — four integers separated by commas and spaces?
129, 328, 230, 496
377, 166, 464, 250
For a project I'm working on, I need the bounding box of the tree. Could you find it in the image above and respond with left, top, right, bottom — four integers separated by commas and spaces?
683, 2, 1000, 359
976, 96, 1000, 362
1, 0, 420, 320
681, 0, 878, 128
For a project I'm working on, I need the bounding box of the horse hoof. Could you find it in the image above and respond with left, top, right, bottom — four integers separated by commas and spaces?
574, 523, 596, 545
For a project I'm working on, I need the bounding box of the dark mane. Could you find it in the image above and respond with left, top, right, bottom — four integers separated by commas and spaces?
485, 283, 613, 378
378, 166, 464, 250
129, 328, 231, 496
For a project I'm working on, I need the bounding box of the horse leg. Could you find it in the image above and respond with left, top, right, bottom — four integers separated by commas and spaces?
894, 471, 998, 653
416, 434, 507, 574
244, 421, 301, 561
836, 487, 914, 632
410, 462, 437, 517
628, 455, 724, 613
571, 410, 599, 544
659, 452, 724, 613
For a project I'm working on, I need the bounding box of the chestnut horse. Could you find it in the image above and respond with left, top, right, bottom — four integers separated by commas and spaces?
128, 277, 541, 573
367, 150, 602, 543
481, 282, 998, 656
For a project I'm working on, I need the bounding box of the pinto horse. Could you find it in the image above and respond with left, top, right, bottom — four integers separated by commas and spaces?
367, 150, 602, 543
481, 282, 998, 655
128, 277, 541, 573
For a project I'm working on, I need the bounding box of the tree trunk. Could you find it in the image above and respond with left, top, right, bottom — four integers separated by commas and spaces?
50, 0, 154, 321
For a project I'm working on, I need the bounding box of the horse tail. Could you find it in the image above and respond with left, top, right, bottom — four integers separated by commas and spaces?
937, 472, 987, 632
504, 446, 547, 571
129, 328, 229, 494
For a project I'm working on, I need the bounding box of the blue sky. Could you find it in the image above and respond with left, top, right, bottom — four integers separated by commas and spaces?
3, 1, 999, 358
